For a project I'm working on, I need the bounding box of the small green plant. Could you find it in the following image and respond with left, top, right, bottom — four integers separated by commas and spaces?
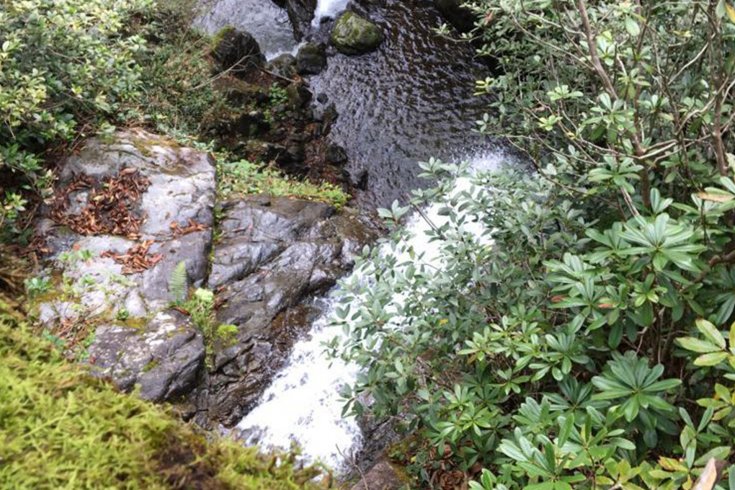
58, 249, 94, 265
169, 260, 189, 304
116, 308, 130, 322
182, 288, 238, 366
268, 83, 289, 108
24, 276, 51, 299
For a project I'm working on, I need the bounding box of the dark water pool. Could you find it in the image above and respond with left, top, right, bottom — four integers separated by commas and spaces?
309, 0, 494, 207
195, 0, 495, 208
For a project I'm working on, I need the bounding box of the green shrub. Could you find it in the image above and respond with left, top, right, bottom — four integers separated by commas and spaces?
332, 1, 735, 488
0, 0, 151, 236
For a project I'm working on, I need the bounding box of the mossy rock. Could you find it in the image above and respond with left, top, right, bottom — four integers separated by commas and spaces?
211, 26, 265, 77
330, 11, 384, 55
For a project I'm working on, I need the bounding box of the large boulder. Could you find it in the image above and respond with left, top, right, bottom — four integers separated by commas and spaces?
193, 195, 378, 426
34, 130, 216, 400
36, 129, 216, 321
331, 11, 384, 55
434, 0, 476, 33
211, 26, 266, 77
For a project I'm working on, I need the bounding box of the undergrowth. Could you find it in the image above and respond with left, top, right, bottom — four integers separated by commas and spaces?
128, 0, 232, 136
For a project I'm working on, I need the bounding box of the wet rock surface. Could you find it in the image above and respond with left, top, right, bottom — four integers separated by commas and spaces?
296, 42, 327, 75
89, 310, 205, 402
266, 53, 298, 78
191, 195, 378, 427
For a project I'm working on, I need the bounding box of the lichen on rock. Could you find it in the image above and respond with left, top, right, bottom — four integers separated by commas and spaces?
33, 129, 216, 400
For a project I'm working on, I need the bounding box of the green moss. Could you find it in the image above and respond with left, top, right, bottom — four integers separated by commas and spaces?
330, 11, 384, 54
142, 359, 159, 372
218, 158, 349, 209
211, 25, 236, 51
0, 311, 320, 489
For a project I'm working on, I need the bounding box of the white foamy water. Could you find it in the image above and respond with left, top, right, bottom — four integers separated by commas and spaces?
312, 0, 350, 25
237, 151, 505, 471
194, 0, 298, 60
236, 300, 362, 470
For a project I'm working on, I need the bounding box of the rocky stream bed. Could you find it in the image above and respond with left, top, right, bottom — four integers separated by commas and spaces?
30, 0, 497, 487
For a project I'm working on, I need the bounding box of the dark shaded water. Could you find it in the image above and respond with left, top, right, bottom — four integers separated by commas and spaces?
195, 0, 494, 208
310, 0, 493, 207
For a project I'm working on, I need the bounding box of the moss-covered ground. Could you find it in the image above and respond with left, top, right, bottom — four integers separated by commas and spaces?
0, 300, 319, 489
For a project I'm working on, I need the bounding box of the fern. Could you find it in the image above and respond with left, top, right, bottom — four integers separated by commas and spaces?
169, 261, 188, 304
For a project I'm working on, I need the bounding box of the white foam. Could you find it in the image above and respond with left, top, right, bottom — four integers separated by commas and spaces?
266, 41, 307, 62
312, 0, 350, 26
236, 304, 362, 470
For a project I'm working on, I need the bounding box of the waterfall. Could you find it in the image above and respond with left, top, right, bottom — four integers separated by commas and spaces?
236, 297, 362, 470
312, 0, 350, 25
236, 151, 505, 472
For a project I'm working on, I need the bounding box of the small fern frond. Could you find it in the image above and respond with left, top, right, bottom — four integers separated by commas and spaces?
169, 261, 188, 304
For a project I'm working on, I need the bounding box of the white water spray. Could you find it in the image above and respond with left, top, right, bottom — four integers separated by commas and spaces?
236, 151, 506, 471
312, 0, 350, 26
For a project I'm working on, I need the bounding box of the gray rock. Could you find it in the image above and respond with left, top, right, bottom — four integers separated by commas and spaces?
286, 82, 313, 110
331, 11, 384, 55
273, 0, 317, 39
296, 42, 327, 75
350, 459, 406, 490
37, 129, 215, 322
266, 53, 297, 79
88, 310, 205, 402
197, 196, 378, 426
325, 143, 348, 165
211, 26, 266, 77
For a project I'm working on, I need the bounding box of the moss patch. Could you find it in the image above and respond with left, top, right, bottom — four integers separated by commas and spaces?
0, 309, 319, 489
217, 158, 348, 209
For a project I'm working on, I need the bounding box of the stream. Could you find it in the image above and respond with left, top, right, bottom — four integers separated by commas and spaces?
195, 0, 502, 473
